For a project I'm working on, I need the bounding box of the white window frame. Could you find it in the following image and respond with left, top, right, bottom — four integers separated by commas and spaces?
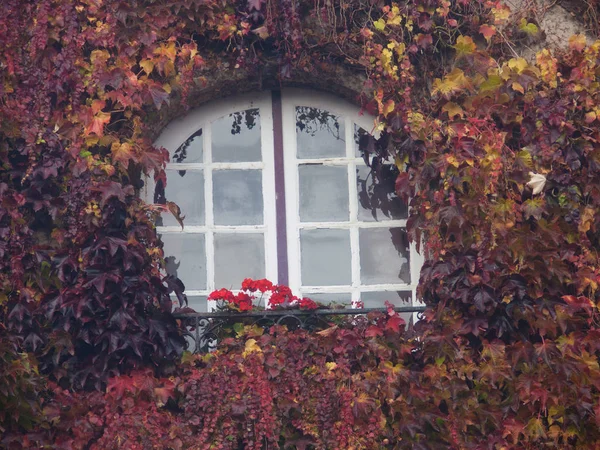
150, 89, 424, 321
148, 92, 277, 310
281, 89, 424, 322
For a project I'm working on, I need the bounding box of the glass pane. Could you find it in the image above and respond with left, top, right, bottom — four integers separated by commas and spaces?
186, 295, 208, 313
296, 107, 345, 158
211, 109, 261, 162
359, 291, 412, 308
359, 228, 410, 284
299, 165, 349, 222
301, 292, 351, 306
357, 165, 408, 221
159, 170, 204, 226
213, 170, 263, 225
360, 291, 412, 324
301, 229, 351, 286
172, 129, 203, 163
161, 234, 206, 290
214, 233, 265, 288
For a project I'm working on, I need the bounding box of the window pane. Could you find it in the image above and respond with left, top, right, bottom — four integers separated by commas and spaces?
299, 165, 349, 222
212, 109, 261, 162
359, 291, 412, 308
161, 234, 207, 290
213, 169, 263, 225
359, 228, 410, 284
296, 107, 345, 158
160, 170, 204, 226
356, 165, 408, 221
301, 292, 351, 306
186, 295, 208, 313
301, 229, 351, 286
214, 233, 265, 288
172, 129, 203, 163
360, 291, 412, 324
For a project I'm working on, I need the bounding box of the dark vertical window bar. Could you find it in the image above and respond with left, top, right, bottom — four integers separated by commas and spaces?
271, 90, 289, 285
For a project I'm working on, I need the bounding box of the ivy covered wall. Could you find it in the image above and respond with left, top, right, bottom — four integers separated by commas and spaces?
1, 0, 600, 448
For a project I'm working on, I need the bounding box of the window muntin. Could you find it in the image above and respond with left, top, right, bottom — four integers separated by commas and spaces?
152, 90, 423, 319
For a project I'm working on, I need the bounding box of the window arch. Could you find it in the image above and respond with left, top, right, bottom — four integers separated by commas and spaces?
151, 89, 424, 318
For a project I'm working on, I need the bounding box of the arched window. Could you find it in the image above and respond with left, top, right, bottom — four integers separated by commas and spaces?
151, 89, 424, 317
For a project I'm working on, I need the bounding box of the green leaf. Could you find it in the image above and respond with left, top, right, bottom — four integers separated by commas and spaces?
519, 19, 539, 35
479, 74, 503, 93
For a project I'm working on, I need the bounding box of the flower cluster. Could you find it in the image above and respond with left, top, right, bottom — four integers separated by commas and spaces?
208, 279, 319, 311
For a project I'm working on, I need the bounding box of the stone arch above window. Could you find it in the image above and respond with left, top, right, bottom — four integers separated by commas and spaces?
150, 89, 424, 319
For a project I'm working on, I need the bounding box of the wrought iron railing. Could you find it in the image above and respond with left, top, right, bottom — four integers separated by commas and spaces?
174, 306, 427, 353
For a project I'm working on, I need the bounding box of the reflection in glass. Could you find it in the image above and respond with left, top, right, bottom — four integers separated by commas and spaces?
214, 233, 265, 288
212, 109, 261, 162
301, 229, 351, 286
213, 170, 263, 225
299, 165, 349, 222
173, 129, 203, 163
296, 107, 345, 158
161, 234, 207, 290
159, 170, 204, 226
356, 165, 408, 221
359, 228, 410, 284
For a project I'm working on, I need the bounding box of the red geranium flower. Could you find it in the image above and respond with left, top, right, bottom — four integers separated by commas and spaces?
208, 288, 235, 302
298, 298, 318, 310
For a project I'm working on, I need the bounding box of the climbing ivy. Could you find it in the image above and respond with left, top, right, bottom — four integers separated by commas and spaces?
1, 0, 600, 447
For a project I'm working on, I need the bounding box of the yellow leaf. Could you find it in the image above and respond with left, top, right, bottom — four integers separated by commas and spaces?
569, 34, 587, 52
492, 6, 510, 24
441, 101, 464, 118
585, 111, 597, 123
154, 41, 177, 60
253, 26, 269, 39
382, 99, 395, 117
432, 68, 469, 99
326, 362, 337, 372
508, 57, 528, 74
111, 141, 134, 165
243, 338, 262, 357
536, 49, 558, 88
373, 18, 385, 31
453, 35, 476, 57
579, 207, 595, 233
140, 60, 154, 75
511, 82, 524, 94
90, 49, 109, 65
446, 154, 460, 168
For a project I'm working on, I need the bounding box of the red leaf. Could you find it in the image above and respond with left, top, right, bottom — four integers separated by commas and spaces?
149, 84, 170, 109
92, 181, 134, 207
365, 325, 384, 337
561, 295, 595, 315
385, 314, 405, 333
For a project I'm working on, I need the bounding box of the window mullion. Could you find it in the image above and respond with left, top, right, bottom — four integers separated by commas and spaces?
346, 117, 360, 302
271, 90, 289, 286
204, 121, 215, 310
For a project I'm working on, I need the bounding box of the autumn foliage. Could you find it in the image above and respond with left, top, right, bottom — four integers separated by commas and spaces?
1, 0, 600, 447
